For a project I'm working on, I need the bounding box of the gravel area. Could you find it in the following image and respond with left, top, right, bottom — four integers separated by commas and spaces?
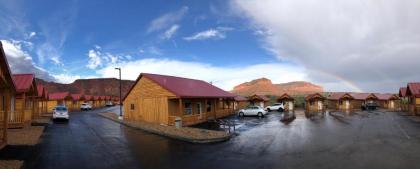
7, 126, 45, 146
0, 160, 23, 169
99, 112, 231, 143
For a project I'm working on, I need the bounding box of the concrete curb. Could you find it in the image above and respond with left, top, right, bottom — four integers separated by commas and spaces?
98, 113, 231, 144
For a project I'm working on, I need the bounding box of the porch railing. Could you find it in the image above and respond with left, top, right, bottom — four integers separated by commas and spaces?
8, 110, 24, 128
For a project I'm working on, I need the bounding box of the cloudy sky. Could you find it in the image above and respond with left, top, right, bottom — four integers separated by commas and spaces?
1, 0, 419, 93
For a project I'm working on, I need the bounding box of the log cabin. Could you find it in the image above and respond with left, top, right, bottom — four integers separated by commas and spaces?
100, 96, 106, 107
305, 93, 326, 113
123, 73, 236, 126
10, 74, 38, 128
234, 95, 248, 111
277, 93, 295, 111
248, 94, 269, 108
93, 96, 101, 108
47, 92, 72, 112
0, 41, 16, 149
406, 83, 420, 115
70, 94, 85, 111
327, 92, 354, 112
84, 95, 94, 107
35, 84, 48, 118
376, 93, 400, 110
399, 87, 408, 112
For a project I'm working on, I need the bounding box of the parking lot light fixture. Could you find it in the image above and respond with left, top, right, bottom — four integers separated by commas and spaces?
115, 67, 123, 120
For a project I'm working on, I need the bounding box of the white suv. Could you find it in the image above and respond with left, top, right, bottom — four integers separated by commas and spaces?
265, 103, 285, 112
238, 106, 267, 117
80, 103, 92, 111
53, 106, 69, 121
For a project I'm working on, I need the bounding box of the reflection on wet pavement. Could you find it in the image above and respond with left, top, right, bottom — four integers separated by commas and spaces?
2, 107, 420, 169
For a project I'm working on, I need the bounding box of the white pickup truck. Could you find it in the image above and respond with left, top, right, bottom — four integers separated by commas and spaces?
265, 103, 285, 112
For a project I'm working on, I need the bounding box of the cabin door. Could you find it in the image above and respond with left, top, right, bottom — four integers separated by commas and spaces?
317, 101, 323, 111
345, 100, 350, 110
288, 101, 294, 111
259, 102, 264, 108
10, 95, 14, 120
390, 101, 394, 109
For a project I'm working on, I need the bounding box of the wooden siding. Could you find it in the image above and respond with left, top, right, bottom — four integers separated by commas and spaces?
123, 77, 175, 125
305, 99, 326, 113
47, 100, 58, 113
0, 89, 13, 148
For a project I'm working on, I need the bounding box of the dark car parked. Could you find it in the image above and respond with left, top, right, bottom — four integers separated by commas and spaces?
362, 102, 379, 110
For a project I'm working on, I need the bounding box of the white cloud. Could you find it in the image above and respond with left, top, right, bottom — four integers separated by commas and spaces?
184, 29, 225, 41
28, 32, 36, 39
87, 49, 102, 69
96, 58, 306, 91
231, 0, 420, 92
36, 43, 62, 65
184, 27, 234, 41
86, 46, 125, 69
1, 39, 56, 81
51, 73, 81, 84
162, 24, 180, 40
147, 6, 188, 33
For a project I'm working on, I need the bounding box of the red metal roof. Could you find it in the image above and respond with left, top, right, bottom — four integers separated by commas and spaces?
124, 73, 236, 100
12, 74, 35, 93
399, 87, 407, 97
375, 93, 398, 100
349, 93, 371, 100
93, 96, 101, 100
305, 93, 326, 101
49, 92, 71, 100
234, 95, 248, 101
71, 94, 85, 101
407, 83, 420, 97
84, 95, 92, 100
37, 84, 44, 97
0, 42, 16, 91
278, 93, 294, 101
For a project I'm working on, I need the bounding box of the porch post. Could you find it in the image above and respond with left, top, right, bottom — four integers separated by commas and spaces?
178, 98, 183, 117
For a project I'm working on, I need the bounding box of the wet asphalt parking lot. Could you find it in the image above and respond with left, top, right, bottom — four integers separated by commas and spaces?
2, 107, 420, 169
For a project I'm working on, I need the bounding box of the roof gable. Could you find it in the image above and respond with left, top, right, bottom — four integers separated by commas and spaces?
124, 73, 235, 101
278, 93, 294, 101
399, 87, 407, 97
0, 42, 16, 91
49, 92, 71, 100
12, 74, 37, 94
305, 93, 326, 101
407, 83, 420, 97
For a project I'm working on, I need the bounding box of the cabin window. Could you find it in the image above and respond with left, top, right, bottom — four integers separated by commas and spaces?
130, 103, 135, 111
310, 101, 314, 106
184, 101, 192, 115
339, 100, 343, 105
207, 101, 212, 112
25, 100, 32, 110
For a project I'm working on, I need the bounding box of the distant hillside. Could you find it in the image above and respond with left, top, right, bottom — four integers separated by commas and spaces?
232, 78, 323, 96
37, 78, 135, 97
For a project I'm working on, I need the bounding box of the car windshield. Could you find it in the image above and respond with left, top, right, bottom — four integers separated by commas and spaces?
55, 107, 67, 111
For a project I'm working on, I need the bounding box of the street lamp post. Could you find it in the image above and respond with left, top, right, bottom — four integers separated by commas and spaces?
115, 67, 123, 120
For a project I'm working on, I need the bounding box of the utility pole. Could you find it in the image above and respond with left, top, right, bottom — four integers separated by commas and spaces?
115, 67, 123, 120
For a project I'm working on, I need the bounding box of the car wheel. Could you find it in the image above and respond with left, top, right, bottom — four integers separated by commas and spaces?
267, 108, 271, 112
239, 112, 244, 117
258, 112, 264, 118
278, 108, 284, 112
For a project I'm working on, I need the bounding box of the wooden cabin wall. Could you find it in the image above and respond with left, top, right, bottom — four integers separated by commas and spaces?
47, 100, 58, 113
123, 77, 175, 125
